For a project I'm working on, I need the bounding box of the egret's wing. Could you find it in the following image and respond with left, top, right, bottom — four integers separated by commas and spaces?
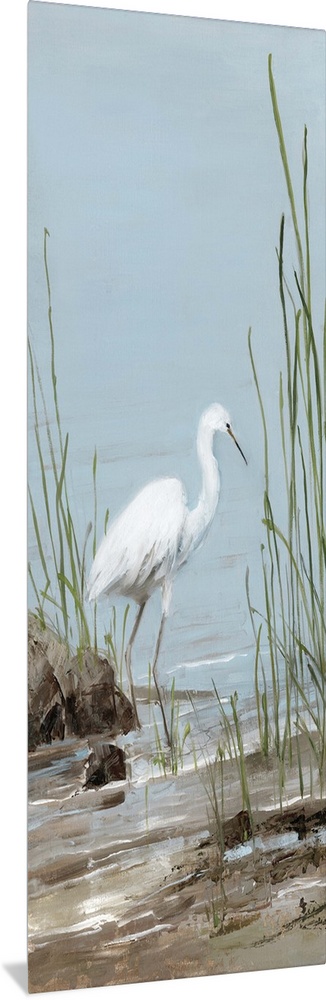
87, 477, 187, 601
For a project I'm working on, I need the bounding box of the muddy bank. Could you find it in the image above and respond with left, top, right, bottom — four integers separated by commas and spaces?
28, 795, 326, 992
28, 717, 326, 993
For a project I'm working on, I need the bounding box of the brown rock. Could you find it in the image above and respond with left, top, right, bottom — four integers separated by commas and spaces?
85, 742, 126, 787
28, 614, 136, 750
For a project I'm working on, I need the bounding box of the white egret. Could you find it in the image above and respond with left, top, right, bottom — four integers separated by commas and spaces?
88, 403, 247, 743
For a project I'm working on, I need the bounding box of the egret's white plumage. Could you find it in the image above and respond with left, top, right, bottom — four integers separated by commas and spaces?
88, 477, 187, 607
88, 403, 247, 741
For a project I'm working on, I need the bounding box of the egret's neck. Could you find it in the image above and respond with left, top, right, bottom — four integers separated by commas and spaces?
188, 418, 220, 551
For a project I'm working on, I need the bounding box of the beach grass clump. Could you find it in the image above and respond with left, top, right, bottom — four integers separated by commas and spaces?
191, 714, 227, 930
28, 241, 179, 732
152, 678, 191, 775
194, 689, 252, 932
247, 56, 325, 794
104, 604, 130, 690
212, 684, 253, 827
28, 228, 100, 658
28, 233, 134, 687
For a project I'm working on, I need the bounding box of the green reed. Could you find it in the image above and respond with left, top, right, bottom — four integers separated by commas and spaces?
247, 57, 325, 792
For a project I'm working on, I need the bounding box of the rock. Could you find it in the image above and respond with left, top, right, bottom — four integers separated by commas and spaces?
28, 614, 136, 751
40, 703, 65, 744
85, 742, 126, 787
65, 648, 117, 737
28, 625, 66, 750
112, 687, 136, 736
223, 810, 252, 848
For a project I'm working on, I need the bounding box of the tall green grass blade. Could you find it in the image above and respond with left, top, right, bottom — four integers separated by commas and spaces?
279, 372, 289, 499
57, 572, 91, 648
302, 126, 311, 315
43, 228, 65, 462
248, 327, 269, 491
28, 487, 51, 587
28, 340, 60, 583
268, 55, 305, 286
246, 567, 269, 755
120, 604, 130, 688
230, 692, 252, 823
81, 521, 92, 603
28, 563, 48, 627
262, 518, 314, 640
278, 215, 293, 427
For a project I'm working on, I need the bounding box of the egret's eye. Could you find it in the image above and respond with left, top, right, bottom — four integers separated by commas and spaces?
226, 422, 231, 430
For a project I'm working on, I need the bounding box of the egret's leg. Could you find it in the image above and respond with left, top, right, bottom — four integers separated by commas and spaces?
125, 602, 146, 730
152, 612, 171, 748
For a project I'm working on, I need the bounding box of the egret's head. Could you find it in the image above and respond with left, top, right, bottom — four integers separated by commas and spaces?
202, 403, 247, 464
203, 403, 231, 433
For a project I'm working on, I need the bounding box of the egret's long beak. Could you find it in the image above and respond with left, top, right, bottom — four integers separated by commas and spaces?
227, 427, 247, 465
